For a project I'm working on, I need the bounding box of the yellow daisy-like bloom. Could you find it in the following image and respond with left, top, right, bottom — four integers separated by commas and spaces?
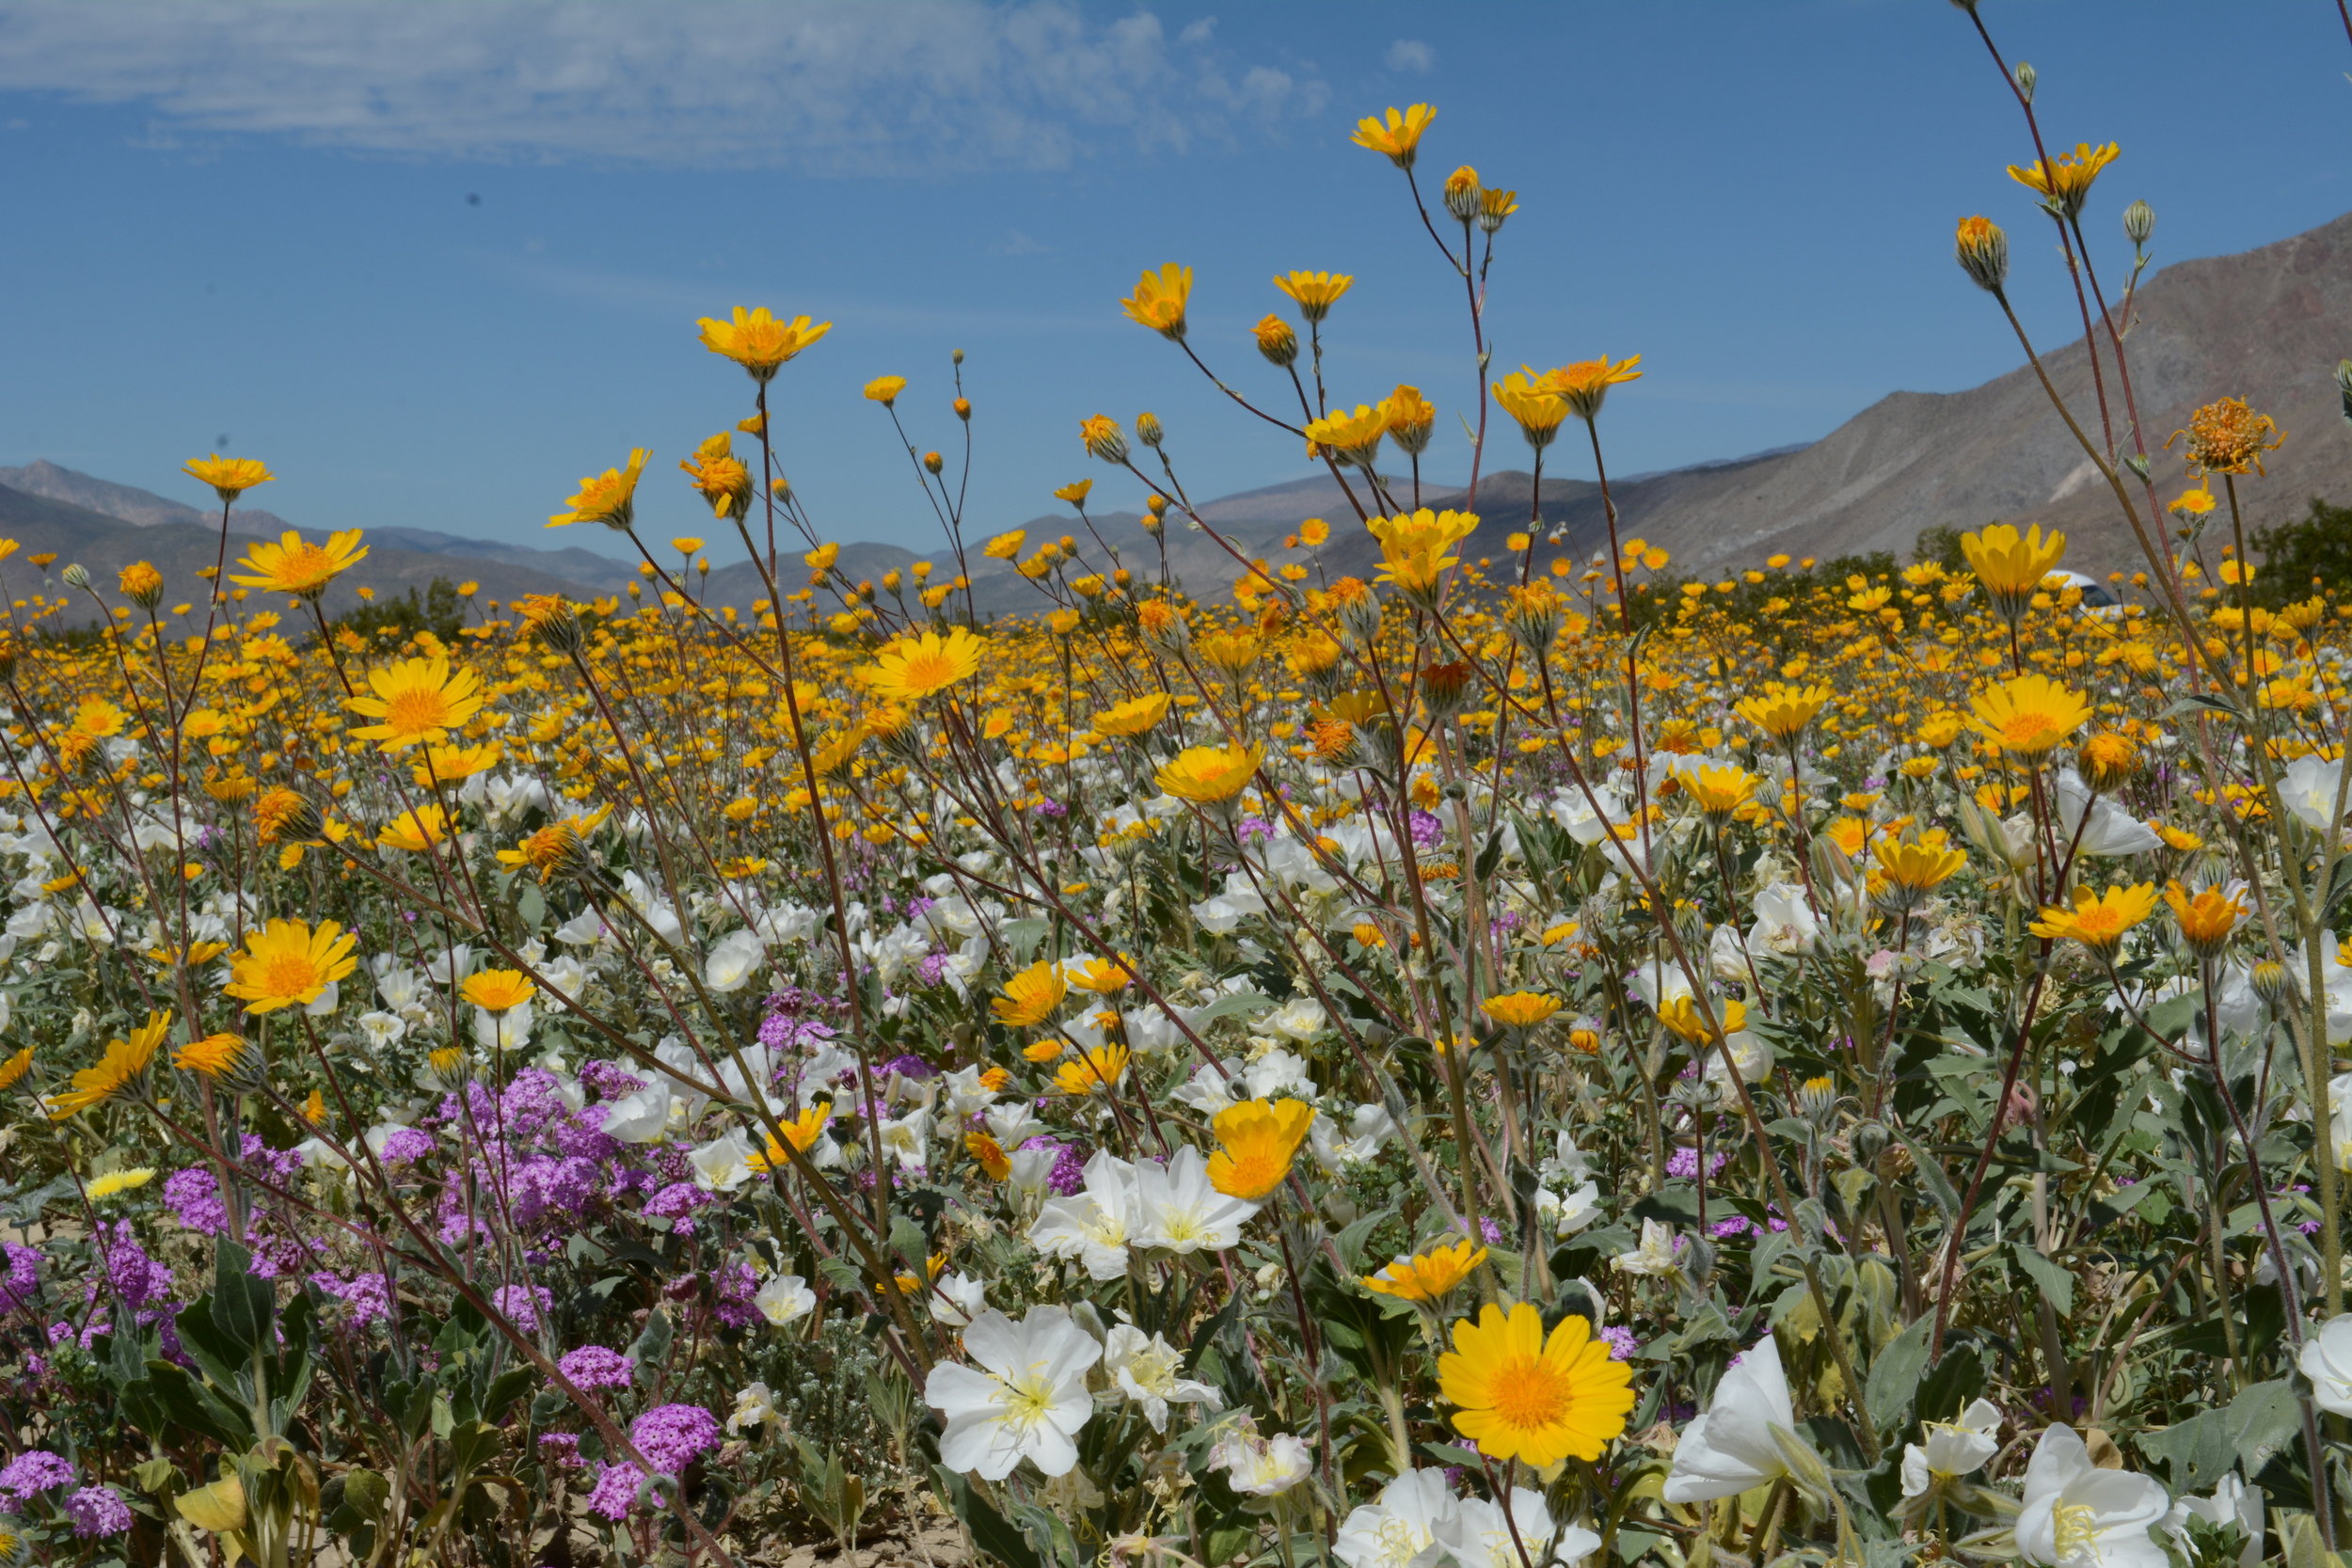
1273, 270, 1354, 322
44, 1011, 170, 1118
1534, 356, 1644, 421
1734, 680, 1832, 742
87, 1166, 154, 1201
695, 307, 831, 380
229, 530, 368, 601
1968, 673, 2091, 756
1023, 1038, 1069, 1063
1657, 994, 1745, 1046
2007, 140, 2120, 220
0, 1044, 30, 1091
864, 628, 984, 704
1068, 954, 1135, 995
1207, 1098, 1315, 1200
992, 959, 1068, 1029
1120, 263, 1192, 340
377, 804, 450, 853
1677, 763, 1758, 820
548, 447, 650, 531
1055, 479, 1093, 509
118, 560, 164, 607
1155, 743, 1263, 804
1367, 508, 1479, 597
2165, 880, 2248, 958
346, 657, 486, 752
1480, 991, 1563, 1029
252, 788, 318, 847
184, 453, 276, 503
495, 808, 608, 882
1091, 692, 1171, 738
1438, 1301, 1634, 1466
748, 1105, 835, 1172
459, 969, 536, 1012
1304, 403, 1389, 467
1491, 372, 1569, 449
1351, 103, 1436, 167
678, 432, 753, 523
1054, 1042, 1131, 1098
965, 1131, 1013, 1180
983, 529, 1027, 560
411, 741, 501, 787
2080, 731, 2141, 791
1363, 1238, 1488, 1302
1381, 385, 1437, 454
2030, 882, 2157, 953
225, 919, 358, 1014
173, 1032, 248, 1078
1877, 838, 1967, 894
1962, 524, 2067, 619
864, 374, 908, 405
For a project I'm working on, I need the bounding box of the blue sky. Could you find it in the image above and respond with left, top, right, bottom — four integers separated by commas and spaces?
1, 0, 2346, 565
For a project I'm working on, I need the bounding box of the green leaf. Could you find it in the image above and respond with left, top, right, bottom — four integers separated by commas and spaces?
209, 1239, 275, 1363
2011, 1244, 2074, 1317
628, 1308, 673, 1384
2222, 1378, 2302, 1477
2165, 692, 2246, 725
1865, 1314, 1933, 1432
930, 1467, 1041, 1568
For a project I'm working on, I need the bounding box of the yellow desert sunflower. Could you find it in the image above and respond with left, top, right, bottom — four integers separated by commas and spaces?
2165, 879, 2248, 958
1734, 681, 1832, 743
346, 657, 487, 751
1207, 1098, 1315, 1200
459, 969, 536, 1012
1968, 674, 2090, 757
1351, 103, 1436, 167
1479, 991, 1564, 1029
1120, 264, 1193, 340
1383, 385, 1437, 453
183, 453, 275, 503
1366, 508, 1478, 599
696, 307, 831, 380
229, 530, 368, 601
1491, 372, 1568, 449
1961, 524, 2067, 621
2007, 140, 2120, 219
173, 1032, 251, 1080
1090, 692, 1171, 738
1155, 744, 1263, 804
1363, 1238, 1488, 1302
2029, 882, 2157, 953
991, 959, 1068, 1029
863, 628, 983, 704
1273, 270, 1353, 322
1438, 1301, 1634, 1465
0, 1044, 30, 1092
678, 432, 754, 522
44, 1011, 171, 1118
1534, 356, 1644, 421
548, 448, 649, 530
224, 919, 359, 1014
1304, 404, 1389, 468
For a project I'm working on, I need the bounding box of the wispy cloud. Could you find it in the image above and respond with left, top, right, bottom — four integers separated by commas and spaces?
0, 1, 1330, 174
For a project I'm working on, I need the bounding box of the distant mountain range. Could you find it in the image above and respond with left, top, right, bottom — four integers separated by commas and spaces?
9, 208, 2349, 625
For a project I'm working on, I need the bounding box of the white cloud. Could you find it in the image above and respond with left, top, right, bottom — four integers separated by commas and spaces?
1385, 39, 1434, 74
0, 1, 1329, 173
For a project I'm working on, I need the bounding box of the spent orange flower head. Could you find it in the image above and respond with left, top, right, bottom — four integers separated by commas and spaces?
1363, 1238, 1487, 1302
695, 307, 831, 380
2029, 882, 2157, 953
183, 454, 275, 503
224, 919, 358, 1014
1351, 103, 1436, 167
2170, 397, 2283, 479
1968, 674, 2090, 757
229, 531, 368, 601
1207, 1098, 1315, 1199
1120, 264, 1193, 340
1438, 1301, 1634, 1465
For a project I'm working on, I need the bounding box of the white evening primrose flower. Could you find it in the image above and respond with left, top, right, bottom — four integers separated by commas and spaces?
1133, 1147, 1259, 1256
1538, 1180, 1603, 1237
725, 1381, 784, 1436
2015, 1424, 2169, 1568
688, 1128, 756, 1193
1901, 1398, 2004, 1498
1028, 1151, 1142, 1280
925, 1307, 1102, 1481
930, 1271, 987, 1327
1612, 1218, 1679, 1278
754, 1274, 816, 1327
1662, 1335, 1800, 1503
1210, 1423, 1311, 1497
2162, 1474, 2264, 1568
702, 928, 767, 993
1102, 1321, 1220, 1432
1438, 1489, 1597, 1568
1264, 996, 1327, 1040
1334, 1470, 1459, 1568
2303, 1313, 2352, 1414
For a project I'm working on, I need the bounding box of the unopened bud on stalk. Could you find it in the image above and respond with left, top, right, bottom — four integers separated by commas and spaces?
923, 451, 945, 475
1442, 166, 1481, 222
2013, 62, 2036, 102
1335, 580, 1384, 646
60, 562, 89, 591
2122, 199, 2155, 247
952, 347, 964, 364
1081, 415, 1128, 466
1851, 1119, 1890, 1164
1136, 411, 1165, 450
1252, 314, 1298, 369
2123, 453, 2151, 482
1953, 215, 2010, 293
118, 561, 164, 609
2251, 958, 2302, 1010
953, 397, 972, 421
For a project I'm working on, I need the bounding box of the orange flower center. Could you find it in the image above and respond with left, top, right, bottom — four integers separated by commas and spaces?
382, 687, 455, 737
1485, 1354, 1575, 1433
276, 543, 336, 592
258, 952, 321, 1000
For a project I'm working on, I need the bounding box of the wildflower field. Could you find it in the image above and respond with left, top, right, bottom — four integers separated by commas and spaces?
9, 11, 2352, 1568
